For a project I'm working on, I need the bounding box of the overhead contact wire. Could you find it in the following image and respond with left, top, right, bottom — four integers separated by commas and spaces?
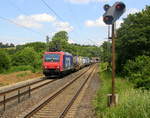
0, 16, 41, 35
40, 0, 65, 22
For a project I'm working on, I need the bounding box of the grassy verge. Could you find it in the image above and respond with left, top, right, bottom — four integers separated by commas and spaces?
2, 65, 42, 74
94, 63, 150, 118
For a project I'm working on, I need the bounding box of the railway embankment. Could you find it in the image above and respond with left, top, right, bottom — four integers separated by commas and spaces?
94, 63, 150, 118
0, 71, 43, 87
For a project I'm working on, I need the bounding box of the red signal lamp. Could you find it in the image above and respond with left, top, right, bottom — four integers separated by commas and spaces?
116, 2, 125, 11
103, 16, 114, 24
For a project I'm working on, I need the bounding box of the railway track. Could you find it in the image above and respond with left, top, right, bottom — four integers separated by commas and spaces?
58, 65, 96, 118
0, 65, 91, 113
19, 64, 96, 118
0, 77, 58, 111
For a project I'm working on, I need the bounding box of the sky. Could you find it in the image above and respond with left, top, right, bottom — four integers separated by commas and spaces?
0, 0, 149, 46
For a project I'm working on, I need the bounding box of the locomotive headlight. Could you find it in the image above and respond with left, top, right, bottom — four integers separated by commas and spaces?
56, 66, 60, 69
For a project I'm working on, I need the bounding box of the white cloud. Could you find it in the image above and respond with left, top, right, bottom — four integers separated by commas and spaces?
54, 21, 74, 32
85, 17, 124, 29
14, 18, 43, 29
116, 8, 140, 28
85, 17, 107, 27
116, 20, 123, 29
85, 8, 140, 28
66, 0, 109, 4
0, 36, 38, 45
85, 17, 123, 29
96, 40, 106, 46
49, 32, 57, 38
68, 39, 75, 44
121, 8, 140, 19
14, 13, 74, 32
88, 38, 108, 46
14, 13, 56, 29
30, 13, 56, 22
124, 8, 140, 17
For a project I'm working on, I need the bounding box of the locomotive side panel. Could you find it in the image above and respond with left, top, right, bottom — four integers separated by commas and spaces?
63, 54, 74, 71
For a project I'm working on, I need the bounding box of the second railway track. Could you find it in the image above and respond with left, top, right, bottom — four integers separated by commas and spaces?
0, 77, 58, 111
19, 64, 97, 118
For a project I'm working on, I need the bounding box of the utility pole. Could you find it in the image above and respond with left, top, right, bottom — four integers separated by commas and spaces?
46, 35, 50, 51
111, 23, 116, 105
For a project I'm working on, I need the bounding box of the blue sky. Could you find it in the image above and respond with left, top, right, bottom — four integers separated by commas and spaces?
0, 0, 149, 45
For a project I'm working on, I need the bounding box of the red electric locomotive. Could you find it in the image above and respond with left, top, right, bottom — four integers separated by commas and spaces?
43, 51, 74, 76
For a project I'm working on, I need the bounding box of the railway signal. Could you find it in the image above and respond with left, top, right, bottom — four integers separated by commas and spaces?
103, 2, 126, 106
103, 4, 110, 11
103, 2, 126, 25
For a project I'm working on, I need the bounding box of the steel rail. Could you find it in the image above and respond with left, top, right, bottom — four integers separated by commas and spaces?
58, 65, 96, 118
0, 77, 46, 96
0, 77, 60, 111
20, 65, 94, 118
0, 79, 57, 106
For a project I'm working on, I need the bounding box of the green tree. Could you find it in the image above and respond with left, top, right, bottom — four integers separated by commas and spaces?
12, 47, 40, 69
17, 42, 46, 52
0, 42, 15, 48
47, 31, 101, 58
100, 41, 111, 62
0, 49, 10, 73
124, 56, 150, 90
49, 31, 69, 51
116, 6, 150, 72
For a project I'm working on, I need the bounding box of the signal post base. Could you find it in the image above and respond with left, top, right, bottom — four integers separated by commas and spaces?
107, 94, 118, 107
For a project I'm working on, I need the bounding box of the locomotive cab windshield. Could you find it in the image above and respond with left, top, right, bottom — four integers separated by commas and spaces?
44, 54, 60, 62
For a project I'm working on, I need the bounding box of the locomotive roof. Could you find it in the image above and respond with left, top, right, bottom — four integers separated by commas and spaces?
44, 51, 72, 56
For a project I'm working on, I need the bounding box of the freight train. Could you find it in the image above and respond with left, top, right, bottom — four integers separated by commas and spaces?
42, 51, 91, 77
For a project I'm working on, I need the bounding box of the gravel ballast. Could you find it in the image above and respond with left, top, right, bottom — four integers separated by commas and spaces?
0, 67, 89, 118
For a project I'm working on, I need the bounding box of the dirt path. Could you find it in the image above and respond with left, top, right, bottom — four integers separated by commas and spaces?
74, 65, 100, 118
0, 71, 43, 87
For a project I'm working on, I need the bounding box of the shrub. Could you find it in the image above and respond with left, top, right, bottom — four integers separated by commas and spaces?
0, 49, 10, 73
21, 42, 46, 52
11, 47, 41, 70
123, 55, 150, 90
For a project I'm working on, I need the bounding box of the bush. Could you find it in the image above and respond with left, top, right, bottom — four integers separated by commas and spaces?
0, 49, 10, 73
11, 47, 41, 70
21, 42, 46, 52
123, 56, 150, 90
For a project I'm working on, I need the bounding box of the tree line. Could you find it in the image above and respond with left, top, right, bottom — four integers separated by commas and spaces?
0, 42, 15, 48
0, 31, 100, 74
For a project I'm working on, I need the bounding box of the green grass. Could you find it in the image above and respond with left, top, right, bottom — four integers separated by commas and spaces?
3, 65, 32, 74
16, 72, 30, 77
99, 62, 108, 72
2, 65, 42, 74
94, 63, 150, 118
